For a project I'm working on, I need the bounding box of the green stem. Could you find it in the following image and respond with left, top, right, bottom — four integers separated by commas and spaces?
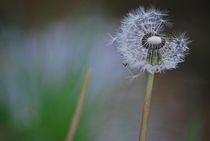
139, 73, 155, 141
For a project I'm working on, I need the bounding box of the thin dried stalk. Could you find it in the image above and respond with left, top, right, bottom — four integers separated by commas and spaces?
65, 69, 91, 141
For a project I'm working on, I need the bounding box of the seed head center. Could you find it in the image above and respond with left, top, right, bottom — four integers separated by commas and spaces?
147, 36, 162, 45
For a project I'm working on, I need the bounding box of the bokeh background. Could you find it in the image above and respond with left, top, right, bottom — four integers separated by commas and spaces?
0, 0, 210, 141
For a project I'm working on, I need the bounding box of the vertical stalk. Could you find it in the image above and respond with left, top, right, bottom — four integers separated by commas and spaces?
139, 73, 155, 141
65, 69, 91, 141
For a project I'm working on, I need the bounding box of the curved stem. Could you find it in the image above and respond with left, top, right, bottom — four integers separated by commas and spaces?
139, 73, 155, 141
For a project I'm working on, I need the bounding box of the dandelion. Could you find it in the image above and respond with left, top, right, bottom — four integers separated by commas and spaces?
114, 7, 189, 74
113, 7, 190, 141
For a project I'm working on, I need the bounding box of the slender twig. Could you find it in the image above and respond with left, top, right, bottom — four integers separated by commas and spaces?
65, 69, 91, 141
139, 73, 155, 141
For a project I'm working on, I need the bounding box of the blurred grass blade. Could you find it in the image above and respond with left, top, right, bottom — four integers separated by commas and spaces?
185, 115, 203, 141
65, 69, 92, 141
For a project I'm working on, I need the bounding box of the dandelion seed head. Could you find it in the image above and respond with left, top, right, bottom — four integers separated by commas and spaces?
114, 7, 190, 74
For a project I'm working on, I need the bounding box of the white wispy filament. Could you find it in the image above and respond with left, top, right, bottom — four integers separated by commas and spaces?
114, 7, 190, 74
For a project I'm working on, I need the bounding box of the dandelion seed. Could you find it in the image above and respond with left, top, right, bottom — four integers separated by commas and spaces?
114, 7, 190, 74
107, 33, 117, 45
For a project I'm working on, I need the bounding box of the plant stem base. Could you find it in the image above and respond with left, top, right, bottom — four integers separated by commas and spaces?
139, 73, 155, 141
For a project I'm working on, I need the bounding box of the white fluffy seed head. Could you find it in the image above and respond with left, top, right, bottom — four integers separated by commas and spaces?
147, 36, 162, 45
114, 7, 190, 74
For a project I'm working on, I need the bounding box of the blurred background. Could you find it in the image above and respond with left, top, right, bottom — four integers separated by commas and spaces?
0, 0, 209, 141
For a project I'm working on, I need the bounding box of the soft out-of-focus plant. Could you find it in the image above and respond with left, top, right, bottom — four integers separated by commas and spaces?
0, 16, 119, 141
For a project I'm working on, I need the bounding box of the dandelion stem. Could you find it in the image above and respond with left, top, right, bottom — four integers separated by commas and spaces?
139, 73, 155, 141
65, 69, 91, 141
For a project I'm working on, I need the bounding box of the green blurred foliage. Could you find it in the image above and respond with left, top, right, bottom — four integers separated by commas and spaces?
0, 64, 88, 141
185, 115, 203, 141
0, 19, 97, 140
